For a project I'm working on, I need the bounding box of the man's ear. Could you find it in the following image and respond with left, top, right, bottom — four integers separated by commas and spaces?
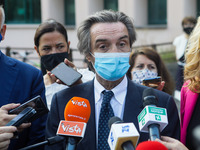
86, 54, 92, 62
1, 24, 6, 40
34, 45, 40, 57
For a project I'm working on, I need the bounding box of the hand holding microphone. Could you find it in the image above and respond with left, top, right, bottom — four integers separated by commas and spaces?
137, 88, 168, 141
108, 116, 140, 150
19, 97, 91, 150
155, 136, 189, 150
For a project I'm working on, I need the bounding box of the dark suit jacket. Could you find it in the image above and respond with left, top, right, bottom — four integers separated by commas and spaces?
0, 51, 47, 150
45, 78, 180, 150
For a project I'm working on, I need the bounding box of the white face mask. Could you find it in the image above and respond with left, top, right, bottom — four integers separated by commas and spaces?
132, 69, 158, 84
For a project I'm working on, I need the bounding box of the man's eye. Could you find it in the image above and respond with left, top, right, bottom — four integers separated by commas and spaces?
43, 47, 51, 51
99, 45, 106, 49
136, 65, 143, 69
57, 45, 64, 50
119, 42, 126, 47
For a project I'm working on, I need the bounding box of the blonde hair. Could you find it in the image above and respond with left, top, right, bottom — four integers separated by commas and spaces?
184, 16, 200, 93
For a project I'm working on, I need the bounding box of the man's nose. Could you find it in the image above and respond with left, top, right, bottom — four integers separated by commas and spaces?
51, 47, 58, 54
109, 45, 121, 53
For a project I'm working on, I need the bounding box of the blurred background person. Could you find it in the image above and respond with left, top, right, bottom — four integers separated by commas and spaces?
181, 16, 200, 150
173, 16, 197, 100
127, 47, 174, 95
34, 19, 94, 109
0, 5, 47, 150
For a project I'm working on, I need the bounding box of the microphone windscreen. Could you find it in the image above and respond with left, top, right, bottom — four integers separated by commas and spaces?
142, 88, 157, 107
108, 116, 123, 129
136, 141, 167, 150
64, 97, 91, 123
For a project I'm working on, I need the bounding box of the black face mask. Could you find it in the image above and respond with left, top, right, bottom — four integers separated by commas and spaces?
183, 27, 194, 35
41, 52, 69, 71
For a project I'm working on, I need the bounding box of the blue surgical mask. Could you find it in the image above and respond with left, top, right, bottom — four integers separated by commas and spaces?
93, 52, 130, 81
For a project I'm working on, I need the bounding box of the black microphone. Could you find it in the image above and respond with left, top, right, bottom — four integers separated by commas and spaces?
137, 88, 168, 141
19, 136, 65, 150
108, 116, 140, 150
192, 125, 200, 150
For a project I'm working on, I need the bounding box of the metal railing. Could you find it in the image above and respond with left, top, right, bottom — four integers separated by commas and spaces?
0, 42, 174, 69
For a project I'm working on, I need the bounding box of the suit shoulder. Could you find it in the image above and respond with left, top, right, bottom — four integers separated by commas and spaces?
56, 80, 93, 97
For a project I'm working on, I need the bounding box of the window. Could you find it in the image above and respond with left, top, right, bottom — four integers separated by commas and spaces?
65, 0, 75, 26
148, 0, 167, 25
4, 0, 41, 24
197, 0, 200, 16
104, 0, 118, 11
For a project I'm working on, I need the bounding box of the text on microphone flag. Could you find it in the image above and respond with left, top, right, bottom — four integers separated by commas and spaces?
57, 120, 86, 137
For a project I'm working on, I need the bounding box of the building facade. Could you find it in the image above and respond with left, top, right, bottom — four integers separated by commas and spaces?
1, 0, 199, 68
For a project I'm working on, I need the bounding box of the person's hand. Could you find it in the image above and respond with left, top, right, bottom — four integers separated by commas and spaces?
0, 126, 17, 150
0, 104, 20, 126
156, 81, 165, 91
48, 58, 83, 86
156, 136, 189, 150
0, 104, 31, 132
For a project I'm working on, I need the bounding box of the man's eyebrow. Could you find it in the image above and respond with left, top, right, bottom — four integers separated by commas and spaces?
42, 45, 51, 47
56, 42, 64, 46
95, 39, 107, 44
119, 35, 129, 40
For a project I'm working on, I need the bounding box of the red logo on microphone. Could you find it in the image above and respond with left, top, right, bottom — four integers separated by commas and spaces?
57, 120, 86, 137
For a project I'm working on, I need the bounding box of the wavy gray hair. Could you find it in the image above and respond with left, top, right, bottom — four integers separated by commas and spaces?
77, 10, 136, 56
0, 5, 5, 29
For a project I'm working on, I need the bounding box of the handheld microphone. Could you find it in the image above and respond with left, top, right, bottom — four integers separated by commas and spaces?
137, 88, 168, 141
108, 116, 140, 150
192, 125, 200, 150
136, 141, 167, 150
57, 97, 91, 150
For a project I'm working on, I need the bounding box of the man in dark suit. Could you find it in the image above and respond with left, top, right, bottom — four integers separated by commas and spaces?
0, 5, 47, 150
45, 10, 180, 150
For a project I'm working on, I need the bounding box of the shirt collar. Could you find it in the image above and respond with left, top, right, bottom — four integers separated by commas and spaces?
94, 75, 128, 105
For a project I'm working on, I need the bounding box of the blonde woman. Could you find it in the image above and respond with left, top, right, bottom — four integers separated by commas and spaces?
181, 16, 200, 150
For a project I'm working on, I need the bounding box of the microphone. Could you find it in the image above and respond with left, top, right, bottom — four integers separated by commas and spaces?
137, 88, 168, 141
57, 97, 91, 150
107, 116, 140, 150
136, 141, 167, 150
19, 97, 91, 150
192, 125, 200, 150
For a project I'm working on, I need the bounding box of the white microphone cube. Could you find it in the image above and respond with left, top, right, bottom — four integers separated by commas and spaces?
108, 123, 139, 150
137, 106, 168, 133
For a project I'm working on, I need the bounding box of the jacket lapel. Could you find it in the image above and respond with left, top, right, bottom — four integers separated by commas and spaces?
79, 80, 96, 150
184, 89, 198, 130
123, 79, 143, 129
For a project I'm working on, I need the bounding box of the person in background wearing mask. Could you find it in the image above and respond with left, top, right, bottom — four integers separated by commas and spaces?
0, 5, 47, 150
34, 19, 94, 110
127, 47, 174, 95
45, 10, 180, 150
173, 16, 197, 100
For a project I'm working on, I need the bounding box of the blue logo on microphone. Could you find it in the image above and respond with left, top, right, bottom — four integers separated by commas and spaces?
122, 125, 130, 133
110, 132, 114, 145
